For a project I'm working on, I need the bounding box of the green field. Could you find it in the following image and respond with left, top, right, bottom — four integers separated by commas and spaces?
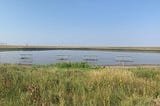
0, 62, 160, 106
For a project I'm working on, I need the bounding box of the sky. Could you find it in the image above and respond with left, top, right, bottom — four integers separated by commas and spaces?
0, 0, 160, 46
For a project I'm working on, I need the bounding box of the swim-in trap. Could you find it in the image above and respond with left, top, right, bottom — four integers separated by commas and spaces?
115, 56, 134, 66
19, 54, 33, 65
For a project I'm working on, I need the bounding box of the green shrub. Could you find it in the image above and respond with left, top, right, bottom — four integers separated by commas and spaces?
54, 62, 91, 68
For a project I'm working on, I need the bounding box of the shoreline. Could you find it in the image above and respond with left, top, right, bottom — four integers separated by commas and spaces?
1, 63, 160, 68
0, 45, 160, 52
104, 64, 160, 68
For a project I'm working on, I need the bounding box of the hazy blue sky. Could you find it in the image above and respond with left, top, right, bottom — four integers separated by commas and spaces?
0, 0, 160, 46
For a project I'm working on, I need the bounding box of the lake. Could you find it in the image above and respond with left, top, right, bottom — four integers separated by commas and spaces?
0, 50, 160, 66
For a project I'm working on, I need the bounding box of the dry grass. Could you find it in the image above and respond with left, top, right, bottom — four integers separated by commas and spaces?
0, 63, 160, 106
0, 45, 160, 52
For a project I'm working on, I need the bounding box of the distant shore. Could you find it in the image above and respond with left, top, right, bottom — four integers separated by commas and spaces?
0, 45, 160, 52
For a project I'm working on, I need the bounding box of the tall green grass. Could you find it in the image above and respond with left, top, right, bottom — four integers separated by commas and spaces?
0, 63, 160, 106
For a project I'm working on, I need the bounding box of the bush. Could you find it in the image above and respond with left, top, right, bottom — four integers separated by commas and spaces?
54, 62, 91, 68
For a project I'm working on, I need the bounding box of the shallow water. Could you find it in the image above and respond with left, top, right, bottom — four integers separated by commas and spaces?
0, 50, 160, 65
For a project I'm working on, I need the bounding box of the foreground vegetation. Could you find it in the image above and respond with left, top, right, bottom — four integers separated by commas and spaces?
0, 62, 160, 106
